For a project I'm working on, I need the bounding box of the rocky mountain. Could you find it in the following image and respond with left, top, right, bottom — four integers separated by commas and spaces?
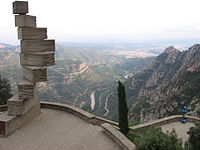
126, 44, 200, 122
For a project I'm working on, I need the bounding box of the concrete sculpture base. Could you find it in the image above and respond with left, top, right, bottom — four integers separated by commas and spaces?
0, 1, 55, 137
0, 103, 41, 137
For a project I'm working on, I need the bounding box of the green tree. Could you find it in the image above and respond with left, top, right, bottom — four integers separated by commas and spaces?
0, 74, 12, 105
118, 80, 129, 135
186, 123, 200, 150
134, 127, 183, 150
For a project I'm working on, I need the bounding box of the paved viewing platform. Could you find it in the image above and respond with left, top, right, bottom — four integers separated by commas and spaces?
0, 108, 121, 150
161, 122, 195, 144
1, 104, 199, 150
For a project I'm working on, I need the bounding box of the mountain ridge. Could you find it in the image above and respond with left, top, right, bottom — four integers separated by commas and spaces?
127, 44, 200, 122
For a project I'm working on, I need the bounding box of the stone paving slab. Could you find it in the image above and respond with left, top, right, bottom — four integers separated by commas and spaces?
0, 108, 122, 150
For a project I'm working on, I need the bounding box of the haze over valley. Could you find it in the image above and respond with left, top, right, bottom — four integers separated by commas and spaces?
0, 42, 156, 114
1, 40, 199, 122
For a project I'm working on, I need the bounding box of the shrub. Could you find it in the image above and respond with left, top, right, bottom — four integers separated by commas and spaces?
186, 123, 200, 150
133, 127, 183, 150
196, 109, 200, 117
128, 121, 140, 127
0, 74, 12, 105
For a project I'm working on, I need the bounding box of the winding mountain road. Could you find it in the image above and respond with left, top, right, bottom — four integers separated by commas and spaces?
90, 91, 96, 110
104, 94, 110, 116
73, 88, 89, 106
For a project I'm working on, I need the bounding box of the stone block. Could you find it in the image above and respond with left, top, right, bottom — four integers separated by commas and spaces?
13, 1, 28, 15
22, 66, 47, 83
18, 80, 35, 100
18, 27, 47, 40
20, 52, 55, 67
16, 102, 41, 129
15, 15, 36, 27
0, 103, 41, 137
8, 95, 24, 115
8, 89, 39, 116
21, 40, 55, 53
0, 113, 16, 137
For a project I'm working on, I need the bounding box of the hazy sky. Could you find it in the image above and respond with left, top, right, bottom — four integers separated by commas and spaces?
1, 0, 200, 44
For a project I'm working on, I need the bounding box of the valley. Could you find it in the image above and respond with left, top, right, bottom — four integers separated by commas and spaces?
0, 42, 155, 120
1, 41, 199, 123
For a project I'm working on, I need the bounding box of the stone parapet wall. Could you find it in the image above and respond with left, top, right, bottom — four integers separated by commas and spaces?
40, 102, 134, 150
40, 101, 118, 126
41, 102, 94, 122
35, 102, 200, 128
102, 123, 136, 150
90, 116, 118, 126
130, 115, 200, 133
1, 101, 200, 149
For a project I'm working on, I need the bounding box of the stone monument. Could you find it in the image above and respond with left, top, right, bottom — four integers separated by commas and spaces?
0, 1, 55, 137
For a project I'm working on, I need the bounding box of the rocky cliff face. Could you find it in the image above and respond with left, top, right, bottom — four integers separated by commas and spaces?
127, 44, 200, 122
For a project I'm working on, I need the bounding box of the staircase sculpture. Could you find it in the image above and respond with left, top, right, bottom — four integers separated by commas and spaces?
0, 1, 55, 137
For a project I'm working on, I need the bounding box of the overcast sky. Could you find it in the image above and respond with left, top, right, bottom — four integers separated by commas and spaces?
1, 0, 200, 44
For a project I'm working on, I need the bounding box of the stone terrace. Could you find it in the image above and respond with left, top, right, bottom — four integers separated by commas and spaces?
0, 108, 122, 150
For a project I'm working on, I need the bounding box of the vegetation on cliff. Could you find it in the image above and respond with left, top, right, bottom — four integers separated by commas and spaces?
0, 74, 12, 105
128, 127, 183, 150
185, 123, 200, 150
127, 44, 200, 122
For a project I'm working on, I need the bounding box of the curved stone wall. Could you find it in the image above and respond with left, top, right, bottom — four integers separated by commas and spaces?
130, 115, 200, 132
40, 101, 118, 126
1, 101, 199, 150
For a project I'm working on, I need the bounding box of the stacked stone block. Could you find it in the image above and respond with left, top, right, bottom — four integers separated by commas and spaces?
7, 1, 55, 116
